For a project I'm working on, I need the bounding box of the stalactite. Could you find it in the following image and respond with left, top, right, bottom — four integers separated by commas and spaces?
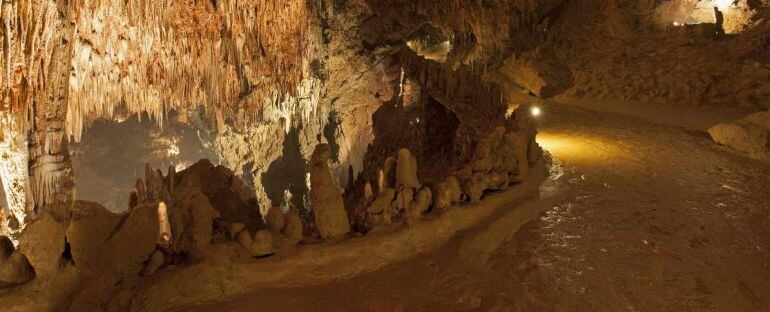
67, 0, 319, 140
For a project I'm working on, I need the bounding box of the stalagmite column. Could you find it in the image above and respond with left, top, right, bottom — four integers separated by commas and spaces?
0, 121, 32, 241
28, 1, 76, 215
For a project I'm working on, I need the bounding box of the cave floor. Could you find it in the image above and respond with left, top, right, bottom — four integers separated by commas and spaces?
188, 102, 770, 312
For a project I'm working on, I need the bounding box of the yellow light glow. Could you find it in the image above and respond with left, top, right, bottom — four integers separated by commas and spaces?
537, 132, 630, 165
531, 107, 541, 117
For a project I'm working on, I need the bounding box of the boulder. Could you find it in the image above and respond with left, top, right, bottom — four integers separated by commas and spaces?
709, 121, 769, 160
67, 201, 122, 272
0, 236, 33, 287
238, 230, 274, 257
396, 149, 421, 188
101, 203, 160, 275
283, 212, 304, 245
309, 144, 350, 240
18, 213, 65, 276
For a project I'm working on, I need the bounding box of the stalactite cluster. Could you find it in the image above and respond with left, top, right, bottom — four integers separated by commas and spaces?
68, 0, 319, 141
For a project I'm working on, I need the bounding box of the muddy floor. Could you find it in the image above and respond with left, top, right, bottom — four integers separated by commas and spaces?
187, 102, 770, 312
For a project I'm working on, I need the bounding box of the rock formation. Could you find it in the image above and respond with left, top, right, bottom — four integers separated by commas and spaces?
309, 144, 351, 239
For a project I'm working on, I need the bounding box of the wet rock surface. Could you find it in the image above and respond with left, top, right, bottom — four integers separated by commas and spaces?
189, 102, 770, 312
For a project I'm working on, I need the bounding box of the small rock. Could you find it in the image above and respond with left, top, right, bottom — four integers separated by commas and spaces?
406, 188, 432, 224
396, 149, 421, 188
228, 222, 246, 240
251, 230, 275, 257
283, 212, 304, 245
432, 182, 453, 212
446, 176, 462, 203
394, 187, 414, 212
238, 230, 274, 257
463, 177, 486, 203
266, 206, 286, 232
368, 188, 396, 214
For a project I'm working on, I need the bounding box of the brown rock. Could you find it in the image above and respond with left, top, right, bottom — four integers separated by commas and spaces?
265, 206, 286, 232
18, 213, 65, 276
709, 121, 770, 160
368, 188, 395, 214
140, 250, 164, 277
102, 203, 159, 275
228, 222, 246, 240
283, 212, 304, 245
238, 230, 275, 257
396, 148, 421, 188
0, 236, 33, 288
446, 176, 462, 203
394, 187, 414, 212
309, 144, 350, 240
463, 177, 486, 203
406, 188, 432, 224
170, 191, 220, 260
66, 201, 122, 272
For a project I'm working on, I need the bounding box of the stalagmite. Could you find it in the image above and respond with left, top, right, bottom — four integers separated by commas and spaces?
309, 144, 350, 240
157, 202, 171, 247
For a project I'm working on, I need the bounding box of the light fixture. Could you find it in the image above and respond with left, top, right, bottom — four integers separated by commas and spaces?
531, 106, 542, 117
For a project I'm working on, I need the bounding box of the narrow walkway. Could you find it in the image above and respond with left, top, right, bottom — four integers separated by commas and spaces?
189, 102, 770, 311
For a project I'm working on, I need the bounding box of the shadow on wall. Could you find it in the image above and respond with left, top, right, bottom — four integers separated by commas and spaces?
70, 112, 214, 212
261, 128, 309, 214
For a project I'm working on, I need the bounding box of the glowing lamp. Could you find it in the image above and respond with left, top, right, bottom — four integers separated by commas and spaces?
531, 106, 541, 117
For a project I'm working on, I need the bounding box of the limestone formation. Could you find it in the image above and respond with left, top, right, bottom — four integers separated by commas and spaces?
283, 212, 304, 245
0, 236, 33, 287
266, 207, 286, 233
309, 144, 350, 240
66, 201, 122, 272
368, 188, 396, 215
406, 188, 432, 224
463, 176, 487, 204
18, 213, 66, 276
140, 250, 165, 277
238, 230, 275, 258
446, 176, 462, 204
228, 223, 247, 240
396, 149, 421, 189
394, 188, 415, 212
101, 204, 160, 275
170, 191, 221, 260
